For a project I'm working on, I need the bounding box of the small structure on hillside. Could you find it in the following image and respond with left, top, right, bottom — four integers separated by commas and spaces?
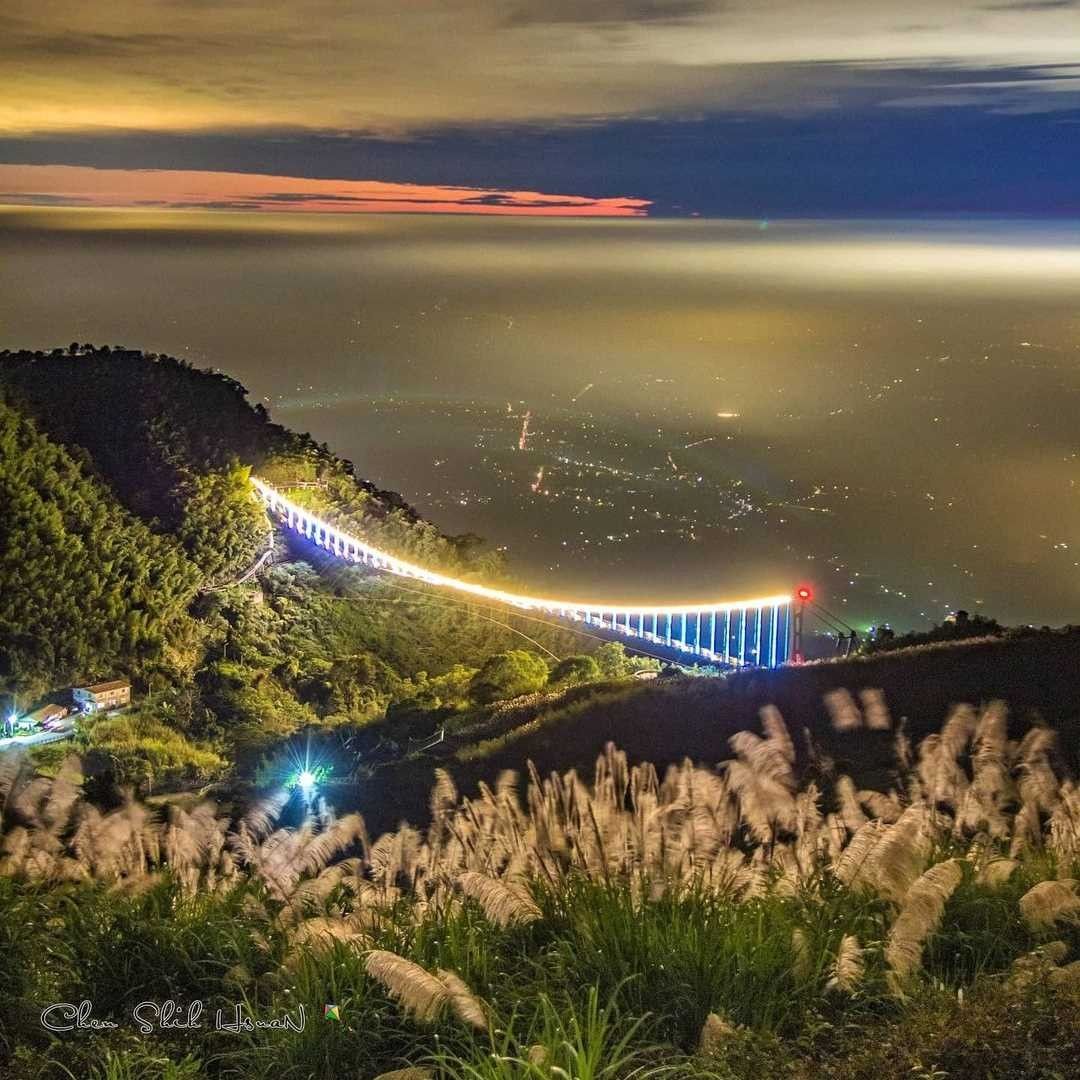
73, 679, 131, 714
28, 703, 69, 726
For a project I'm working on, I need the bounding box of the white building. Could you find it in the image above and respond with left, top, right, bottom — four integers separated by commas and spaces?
73, 679, 131, 713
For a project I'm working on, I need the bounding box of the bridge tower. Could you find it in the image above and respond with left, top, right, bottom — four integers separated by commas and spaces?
792, 585, 812, 663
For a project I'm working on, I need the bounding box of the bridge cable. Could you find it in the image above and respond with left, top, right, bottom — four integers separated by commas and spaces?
809, 600, 858, 636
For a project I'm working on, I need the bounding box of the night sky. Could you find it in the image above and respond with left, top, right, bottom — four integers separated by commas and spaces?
2, 2, 1079, 630
2, 1, 1080, 216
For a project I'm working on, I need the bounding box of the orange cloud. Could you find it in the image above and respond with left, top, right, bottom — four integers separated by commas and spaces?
0, 164, 650, 217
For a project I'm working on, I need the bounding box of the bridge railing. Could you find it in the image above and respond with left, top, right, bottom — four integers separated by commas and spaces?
251, 478, 793, 668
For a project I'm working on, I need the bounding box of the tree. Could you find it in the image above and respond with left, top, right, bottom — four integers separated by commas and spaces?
550, 654, 601, 687
594, 642, 634, 678
469, 650, 549, 704
324, 653, 402, 719
176, 464, 267, 582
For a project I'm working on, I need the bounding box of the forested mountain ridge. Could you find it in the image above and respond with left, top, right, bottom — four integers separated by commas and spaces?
0, 345, 504, 580
0, 347, 581, 789
0, 398, 201, 697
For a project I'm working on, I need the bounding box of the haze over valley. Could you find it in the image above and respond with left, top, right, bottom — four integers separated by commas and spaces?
3, 206, 1078, 632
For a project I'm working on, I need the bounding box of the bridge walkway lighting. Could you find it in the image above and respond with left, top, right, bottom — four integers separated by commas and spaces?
251, 478, 798, 669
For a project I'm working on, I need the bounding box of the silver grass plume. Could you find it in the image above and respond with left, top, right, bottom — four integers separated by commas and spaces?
429, 769, 458, 824
885, 858, 964, 994
760, 706, 796, 766
724, 759, 796, 843
365, 950, 449, 1022
725, 730, 794, 790
1010, 800, 1043, 858
827, 934, 865, 993
1016, 727, 1060, 817
858, 790, 903, 824
457, 870, 542, 927
1018, 879, 1080, 932
825, 689, 861, 732
868, 806, 937, 904
832, 821, 887, 888
835, 775, 869, 834
790, 926, 813, 980
435, 968, 487, 1029
859, 689, 892, 731
1048, 783, 1080, 865
699, 1012, 738, 1054
976, 858, 1018, 888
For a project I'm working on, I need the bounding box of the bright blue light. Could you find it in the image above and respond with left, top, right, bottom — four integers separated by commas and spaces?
298, 769, 317, 794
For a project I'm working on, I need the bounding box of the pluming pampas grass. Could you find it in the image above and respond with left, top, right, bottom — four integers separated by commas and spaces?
3, 688, 1080, 1025
363, 950, 487, 1028
1018, 879, 1080, 931
885, 858, 964, 994
827, 934, 865, 994
456, 870, 542, 927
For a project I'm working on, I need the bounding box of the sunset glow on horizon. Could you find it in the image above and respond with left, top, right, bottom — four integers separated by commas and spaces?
0, 164, 651, 217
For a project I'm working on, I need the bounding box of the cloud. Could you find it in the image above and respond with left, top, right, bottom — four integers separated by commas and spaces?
2, 1, 1080, 139
982, 1, 1079, 10
0, 164, 651, 216
500, 0, 717, 27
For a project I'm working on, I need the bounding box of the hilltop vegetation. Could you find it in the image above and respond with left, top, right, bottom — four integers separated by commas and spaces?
0, 347, 550, 789
0, 345, 504, 581
0, 399, 201, 699
2, 698, 1079, 1079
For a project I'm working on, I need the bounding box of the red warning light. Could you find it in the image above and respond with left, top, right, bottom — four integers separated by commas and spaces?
795, 586, 813, 603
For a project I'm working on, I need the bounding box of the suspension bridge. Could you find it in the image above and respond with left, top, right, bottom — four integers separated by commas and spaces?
252, 478, 798, 668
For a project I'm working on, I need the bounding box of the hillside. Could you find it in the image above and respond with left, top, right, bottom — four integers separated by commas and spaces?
332, 628, 1080, 835
0, 347, 604, 789
3, 350, 1080, 1080
0, 345, 501, 580
4, 345, 1078, 816
0, 398, 201, 698
3, 692, 1080, 1079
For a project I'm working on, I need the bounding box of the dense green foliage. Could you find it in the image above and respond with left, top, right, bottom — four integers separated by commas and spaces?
0, 399, 201, 698
80, 712, 227, 792
176, 466, 269, 585
0, 348, 576, 787
469, 649, 550, 704
190, 560, 600, 772
550, 654, 602, 687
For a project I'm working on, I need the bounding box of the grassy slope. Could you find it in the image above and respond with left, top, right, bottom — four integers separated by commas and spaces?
340, 629, 1080, 836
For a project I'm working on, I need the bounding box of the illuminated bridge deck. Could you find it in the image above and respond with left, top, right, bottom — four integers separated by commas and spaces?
252, 478, 794, 668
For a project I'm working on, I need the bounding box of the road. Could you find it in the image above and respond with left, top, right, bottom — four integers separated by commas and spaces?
0, 717, 76, 751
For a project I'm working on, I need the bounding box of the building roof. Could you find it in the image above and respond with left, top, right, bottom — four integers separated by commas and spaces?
28, 703, 67, 720
78, 679, 131, 695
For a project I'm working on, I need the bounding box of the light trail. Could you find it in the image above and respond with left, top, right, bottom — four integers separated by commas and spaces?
252, 478, 795, 667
